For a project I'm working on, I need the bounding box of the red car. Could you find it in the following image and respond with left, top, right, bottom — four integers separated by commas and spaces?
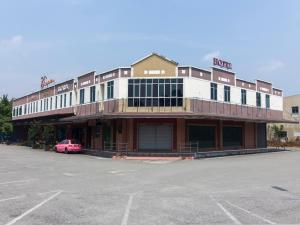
55, 139, 82, 153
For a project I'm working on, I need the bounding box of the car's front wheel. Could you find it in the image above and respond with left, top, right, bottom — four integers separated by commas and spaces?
64, 148, 68, 154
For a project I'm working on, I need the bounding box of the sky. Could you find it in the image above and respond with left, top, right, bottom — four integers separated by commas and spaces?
0, 0, 299, 98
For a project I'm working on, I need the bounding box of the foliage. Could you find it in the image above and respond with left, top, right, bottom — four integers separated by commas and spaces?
271, 124, 286, 139
42, 125, 56, 146
0, 95, 13, 142
28, 122, 43, 147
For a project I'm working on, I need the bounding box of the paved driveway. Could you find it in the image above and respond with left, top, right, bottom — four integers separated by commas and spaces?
0, 144, 300, 225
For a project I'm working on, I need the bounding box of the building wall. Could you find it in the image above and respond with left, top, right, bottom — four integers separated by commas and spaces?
275, 94, 300, 140
12, 53, 283, 123
132, 54, 177, 77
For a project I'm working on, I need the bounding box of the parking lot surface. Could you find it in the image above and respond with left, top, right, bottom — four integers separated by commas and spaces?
0, 144, 300, 225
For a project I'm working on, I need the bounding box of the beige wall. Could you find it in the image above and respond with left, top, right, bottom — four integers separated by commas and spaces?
269, 94, 300, 140
132, 54, 177, 77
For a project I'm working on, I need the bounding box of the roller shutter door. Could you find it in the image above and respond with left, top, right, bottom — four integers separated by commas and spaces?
138, 125, 172, 151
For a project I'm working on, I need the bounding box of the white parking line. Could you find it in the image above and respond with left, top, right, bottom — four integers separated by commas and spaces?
225, 200, 276, 224
121, 194, 134, 225
5, 191, 63, 225
37, 190, 63, 196
209, 195, 241, 225
0, 195, 26, 202
0, 179, 36, 185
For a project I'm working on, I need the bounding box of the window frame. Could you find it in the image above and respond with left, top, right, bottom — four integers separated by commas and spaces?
127, 78, 183, 107
80, 89, 85, 104
210, 83, 217, 101
241, 89, 247, 105
292, 106, 299, 114
265, 94, 270, 109
107, 81, 114, 99
90, 86, 96, 102
224, 86, 231, 102
256, 92, 261, 107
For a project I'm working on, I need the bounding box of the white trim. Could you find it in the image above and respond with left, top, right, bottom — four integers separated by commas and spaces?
180, 65, 211, 73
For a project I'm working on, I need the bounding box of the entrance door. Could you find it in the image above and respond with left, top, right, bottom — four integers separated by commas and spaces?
138, 125, 172, 151
257, 123, 267, 148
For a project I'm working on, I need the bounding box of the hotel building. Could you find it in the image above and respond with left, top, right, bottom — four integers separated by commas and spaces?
12, 53, 285, 153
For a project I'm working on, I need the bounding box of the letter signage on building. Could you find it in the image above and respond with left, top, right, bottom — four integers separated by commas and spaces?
213, 58, 232, 70
41, 76, 55, 89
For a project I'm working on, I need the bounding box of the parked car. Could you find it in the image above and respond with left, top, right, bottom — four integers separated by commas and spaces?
54, 139, 82, 153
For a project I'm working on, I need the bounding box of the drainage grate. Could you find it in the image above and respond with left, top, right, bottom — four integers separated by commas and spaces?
272, 186, 288, 192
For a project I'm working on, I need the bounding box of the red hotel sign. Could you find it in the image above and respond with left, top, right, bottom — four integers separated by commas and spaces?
41, 76, 55, 89
213, 58, 232, 70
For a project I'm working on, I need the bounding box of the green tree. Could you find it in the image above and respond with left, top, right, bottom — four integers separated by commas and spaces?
42, 125, 56, 150
271, 124, 286, 140
0, 95, 13, 141
28, 122, 42, 148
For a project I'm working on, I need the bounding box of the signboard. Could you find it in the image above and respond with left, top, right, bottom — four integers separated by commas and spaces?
41, 76, 55, 89
213, 58, 232, 70
57, 84, 69, 93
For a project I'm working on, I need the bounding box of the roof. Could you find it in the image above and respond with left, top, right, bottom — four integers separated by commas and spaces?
131, 52, 178, 66
56, 112, 297, 124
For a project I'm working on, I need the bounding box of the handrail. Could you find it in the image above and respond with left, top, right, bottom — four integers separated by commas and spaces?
179, 142, 199, 153
103, 141, 128, 155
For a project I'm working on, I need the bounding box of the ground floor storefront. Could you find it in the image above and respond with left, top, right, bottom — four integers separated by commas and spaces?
14, 118, 267, 152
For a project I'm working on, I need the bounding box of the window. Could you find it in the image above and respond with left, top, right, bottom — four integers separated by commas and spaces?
50, 97, 52, 110
241, 89, 247, 105
24, 105, 27, 115
60, 95, 63, 108
107, 81, 114, 99
80, 89, 85, 104
256, 92, 261, 107
224, 86, 230, 102
12, 108, 15, 117
44, 99, 46, 111
127, 78, 183, 107
36, 101, 38, 112
90, 86, 96, 102
46, 98, 49, 111
69, 92, 72, 106
292, 106, 299, 114
210, 83, 217, 100
19, 106, 22, 116
55, 96, 58, 109
40, 100, 43, 112
266, 94, 270, 109
64, 94, 67, 107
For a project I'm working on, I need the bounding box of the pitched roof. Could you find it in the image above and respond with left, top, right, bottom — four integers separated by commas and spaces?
131, 52, 178, 66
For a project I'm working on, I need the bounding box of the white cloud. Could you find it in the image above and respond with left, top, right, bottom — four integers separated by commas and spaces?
0, 35, 23, 47
258, 60, 285, 73
202, 50, 220, 62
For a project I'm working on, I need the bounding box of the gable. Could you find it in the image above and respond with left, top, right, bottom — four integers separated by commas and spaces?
132, 54, 177, 77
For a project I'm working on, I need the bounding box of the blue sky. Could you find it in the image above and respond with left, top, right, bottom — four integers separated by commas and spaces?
0, 0, 299, 98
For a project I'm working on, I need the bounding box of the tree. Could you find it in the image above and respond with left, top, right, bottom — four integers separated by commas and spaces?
28, 122, 42, 147
0, 95, 13, 142
42, 125, 56, 150
271, 124, 286, 140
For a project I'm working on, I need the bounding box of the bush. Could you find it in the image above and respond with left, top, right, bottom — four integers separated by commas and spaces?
28, 122, 43, 148
42, 125, 56, 151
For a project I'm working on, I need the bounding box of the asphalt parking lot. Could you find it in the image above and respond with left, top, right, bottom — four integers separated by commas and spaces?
0, 144, 300, 225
